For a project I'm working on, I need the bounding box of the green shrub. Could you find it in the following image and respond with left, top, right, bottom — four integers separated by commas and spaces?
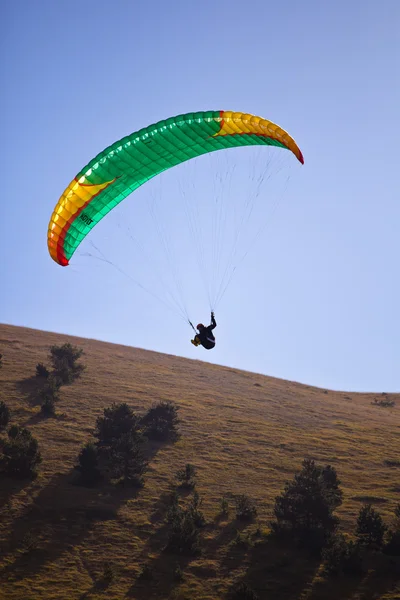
109, 431, 147, 486
322, 534, 365, 576
40, 397, 56, 417
141, 400, 180, 441
271, 459, 343, 551
356, 504, 387, 549
235, 495, 257, 521
49, 343, 85, 384
1, 425, 42, 478
187, 491, 206, 527
36, 363, 49, 378
166, 510, 201, 555
176, 463, 197, 489
95, 402, 139, 447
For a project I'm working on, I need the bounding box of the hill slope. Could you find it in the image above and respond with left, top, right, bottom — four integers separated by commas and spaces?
0, 323, 399, 600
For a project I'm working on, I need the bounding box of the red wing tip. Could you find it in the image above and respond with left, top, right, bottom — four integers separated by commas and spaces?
59, 257, 69, 267
298, 150, 305, 164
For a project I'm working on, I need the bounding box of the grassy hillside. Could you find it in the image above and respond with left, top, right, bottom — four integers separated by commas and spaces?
0, 323, 399, 600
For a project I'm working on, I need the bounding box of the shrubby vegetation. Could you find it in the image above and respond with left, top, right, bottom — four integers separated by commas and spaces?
165, 490, 205, 555
356, 504, 387, 548
76, 399, 180, 487
140, 400, 180, 441
49, 343, 85, 384
271, 459, 343, 553
0, 425, 42, 478
32, 343, 86, 416
176, 463, 197, 489
2, 335, 398, 598
235, 494, 258, 522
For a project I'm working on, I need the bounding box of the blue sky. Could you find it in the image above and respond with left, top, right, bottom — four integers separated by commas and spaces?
1, 0, 399, 392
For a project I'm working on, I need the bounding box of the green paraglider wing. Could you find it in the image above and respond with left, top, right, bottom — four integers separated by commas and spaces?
48, 110, 304, 266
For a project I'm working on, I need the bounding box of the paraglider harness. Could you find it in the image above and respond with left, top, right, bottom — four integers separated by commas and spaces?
190, 313, 217, 350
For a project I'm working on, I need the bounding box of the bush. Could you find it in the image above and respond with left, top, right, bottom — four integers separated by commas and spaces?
36, 363, 49, 378
233, 530, 252, 548
40, 397, 56, 417
271, 459, 343, 551
95, 402, 139, 447
49, 343, 85, 384
235, 495, 257, 522
187, 491, 206, 528
322, 534, 365, 576
76, 442, 102, 485
141, 400, 179, 441
37, 376, 60, 416
176, 463, 197, 489
0, 400, 10, 431
1, 425, 42, 478
356, 504, 387, 549
165, 492, 203, 555
0, 353, 2, 368
166, 509, 201, 555
37, 376, 60, 402
109, 431, 147, 486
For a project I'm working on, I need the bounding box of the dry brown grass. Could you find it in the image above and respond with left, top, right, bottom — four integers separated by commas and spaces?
0, 323, 399, 600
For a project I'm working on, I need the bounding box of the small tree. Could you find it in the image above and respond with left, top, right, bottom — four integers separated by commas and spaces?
37, 376, 60, 416
176, 463, 197, 489
141, 400, 180, 441
166, 508, 201, 555
271, 459, 343, 551
36, 363, 49, 379
235, 495, 257, 521
322, 534, 364, 576
356, 504, 387, 549
109, 431, 148, 486
1, 425, 42, 478
49, 343, 85, 384
187, 491, 206, 527
95, 403, 139, 447
0, 400, 10, 431
76, 442, 102, 485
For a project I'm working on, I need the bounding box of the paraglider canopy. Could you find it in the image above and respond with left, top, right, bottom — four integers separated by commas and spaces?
47, 110, 304, 267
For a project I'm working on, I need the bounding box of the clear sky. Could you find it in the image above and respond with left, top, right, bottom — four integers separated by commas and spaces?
1, 0, 399, 392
